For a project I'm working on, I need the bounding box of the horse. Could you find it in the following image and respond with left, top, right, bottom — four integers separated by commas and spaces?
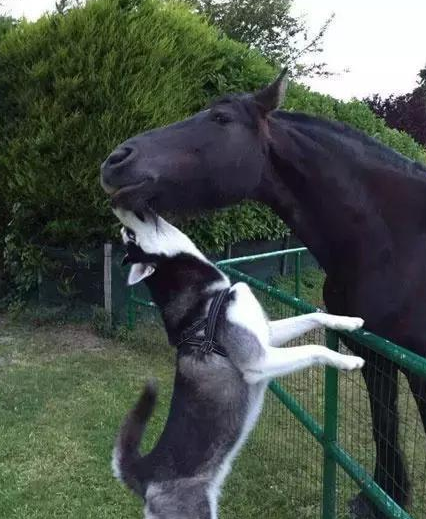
101, 70, 426, 518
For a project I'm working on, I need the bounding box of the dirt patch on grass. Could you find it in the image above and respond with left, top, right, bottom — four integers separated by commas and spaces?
0, 318, 111, 357
38, 323, 109, 352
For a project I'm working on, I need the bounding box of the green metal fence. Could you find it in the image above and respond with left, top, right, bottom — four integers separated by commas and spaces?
127, 248, 426, 519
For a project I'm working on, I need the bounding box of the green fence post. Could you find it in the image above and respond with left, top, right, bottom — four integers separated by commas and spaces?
127, 288, 136, 330
295, 252, 301, 299
293, 251, 302, 316
322, 330, 339, 519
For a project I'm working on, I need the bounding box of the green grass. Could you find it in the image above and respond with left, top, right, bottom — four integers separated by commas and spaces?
1, 271, 425, 519
0, 317, 172, 519
274, 267, 326, 308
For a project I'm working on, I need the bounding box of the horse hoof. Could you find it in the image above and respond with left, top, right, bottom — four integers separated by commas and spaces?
348, 494, 378, 519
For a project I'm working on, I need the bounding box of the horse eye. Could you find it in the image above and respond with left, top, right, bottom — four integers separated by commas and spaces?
212, 112, 232, 125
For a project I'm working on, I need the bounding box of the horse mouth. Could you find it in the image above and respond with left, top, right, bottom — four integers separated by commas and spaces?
110, 179, 155, 211
101, 173, 151, 196
100, 176, 120, 195
106, 176, 200, 223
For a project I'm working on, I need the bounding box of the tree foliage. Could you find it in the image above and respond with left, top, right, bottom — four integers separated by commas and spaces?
191, 0, 334, 78
55, 0, 83, 14
365, 67, 426, 146
419, 65, 426, 87
0, 14, 17, 40
0, 0, 281, 300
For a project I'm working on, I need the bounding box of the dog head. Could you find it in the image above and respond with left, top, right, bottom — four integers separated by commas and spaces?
114, 207, 205, 286
120, 226, 157, 285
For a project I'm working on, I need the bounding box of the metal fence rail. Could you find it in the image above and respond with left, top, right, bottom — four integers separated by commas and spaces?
127, 248, 426, 519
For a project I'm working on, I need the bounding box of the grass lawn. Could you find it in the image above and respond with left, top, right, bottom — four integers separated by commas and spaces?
0, 270, 425, 518
1, 314, 309, 519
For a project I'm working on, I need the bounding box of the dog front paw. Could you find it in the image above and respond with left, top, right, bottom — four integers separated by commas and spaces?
338, 355, 365, 371
326, 316, 364, 332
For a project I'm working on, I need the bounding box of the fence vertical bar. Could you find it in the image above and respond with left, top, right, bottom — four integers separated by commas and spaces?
128, 288, 136, 330
104, 242, 113, 332
295, 251, 301, 298
322, 330, 339, 519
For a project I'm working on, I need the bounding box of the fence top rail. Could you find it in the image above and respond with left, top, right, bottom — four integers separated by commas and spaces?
220, 265, 426, 379
216, 247, 308, 267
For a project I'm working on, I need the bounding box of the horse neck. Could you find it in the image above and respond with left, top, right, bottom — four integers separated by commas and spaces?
261, 117, 426, 275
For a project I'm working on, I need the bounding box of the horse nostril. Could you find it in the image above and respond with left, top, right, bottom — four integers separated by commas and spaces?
107, 146, 135, 168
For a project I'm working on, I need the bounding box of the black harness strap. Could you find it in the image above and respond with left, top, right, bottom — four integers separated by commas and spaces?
176, 289, 229, 357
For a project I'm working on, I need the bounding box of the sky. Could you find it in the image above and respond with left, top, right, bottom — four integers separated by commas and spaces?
3, 0, 426, 101
292, 0, 426, 100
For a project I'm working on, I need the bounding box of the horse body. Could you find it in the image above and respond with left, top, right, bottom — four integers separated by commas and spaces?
101, 72, 426, 517
263, 112, 426, 514
264, 112, 426, 345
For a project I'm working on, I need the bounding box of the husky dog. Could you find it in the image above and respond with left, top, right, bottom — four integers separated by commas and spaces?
112, 207, 364, 519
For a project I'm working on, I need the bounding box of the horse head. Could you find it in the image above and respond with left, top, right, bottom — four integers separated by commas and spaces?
101, 70, 288, 214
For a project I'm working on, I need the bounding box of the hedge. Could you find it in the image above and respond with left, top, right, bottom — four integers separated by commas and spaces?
0, 0, 280, 253
1, 0, 425, 297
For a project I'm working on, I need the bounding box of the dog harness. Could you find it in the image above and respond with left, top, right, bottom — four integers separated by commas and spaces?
176, 288, 229, 357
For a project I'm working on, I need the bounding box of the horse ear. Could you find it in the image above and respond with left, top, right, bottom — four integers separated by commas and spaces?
254, 68, 289, 114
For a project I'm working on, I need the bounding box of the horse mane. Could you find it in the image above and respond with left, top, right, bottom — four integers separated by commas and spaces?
272, 110, 426, 178
209, 94, 426, 179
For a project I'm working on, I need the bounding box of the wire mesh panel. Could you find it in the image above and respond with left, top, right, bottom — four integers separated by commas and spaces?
250, 388, 324, 518
239, 284, 327, 518
337, 342, 426, 519
400, 371, 426, 518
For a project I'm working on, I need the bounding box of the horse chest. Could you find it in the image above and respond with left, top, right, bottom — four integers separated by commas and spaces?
323, 275, 348, 314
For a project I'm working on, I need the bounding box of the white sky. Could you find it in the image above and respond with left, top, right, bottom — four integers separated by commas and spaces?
293, 0, 426, 99
3, 0, 426, 100
3, 0, 55, 21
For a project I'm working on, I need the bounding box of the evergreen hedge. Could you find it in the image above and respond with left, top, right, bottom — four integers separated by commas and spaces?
1, 0, 425, 297
0, 0, 279, 253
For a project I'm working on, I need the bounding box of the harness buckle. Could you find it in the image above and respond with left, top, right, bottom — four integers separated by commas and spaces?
175, 288, 229, 357
200, 339, 215, 354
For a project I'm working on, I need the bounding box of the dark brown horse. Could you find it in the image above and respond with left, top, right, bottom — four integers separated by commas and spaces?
101, 71, 426, 518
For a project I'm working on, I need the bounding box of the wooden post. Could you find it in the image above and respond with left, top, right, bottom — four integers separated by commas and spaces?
104, 242, 112, 330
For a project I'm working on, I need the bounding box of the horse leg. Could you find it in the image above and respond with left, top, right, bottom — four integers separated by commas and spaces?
405, 372, 426, 431
349, 355, 410, 519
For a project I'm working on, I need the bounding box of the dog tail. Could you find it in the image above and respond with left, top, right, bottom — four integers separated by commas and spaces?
112, 379, 157, 496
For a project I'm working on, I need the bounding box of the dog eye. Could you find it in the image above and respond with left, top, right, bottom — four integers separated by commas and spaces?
125, 227, 136, 241
211, 112, 232, 125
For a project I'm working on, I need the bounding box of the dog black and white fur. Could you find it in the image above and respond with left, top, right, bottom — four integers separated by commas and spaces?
112, 207, 365, 519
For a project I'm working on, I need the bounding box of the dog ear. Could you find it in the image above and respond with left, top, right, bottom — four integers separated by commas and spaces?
127, 263, 156, 285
